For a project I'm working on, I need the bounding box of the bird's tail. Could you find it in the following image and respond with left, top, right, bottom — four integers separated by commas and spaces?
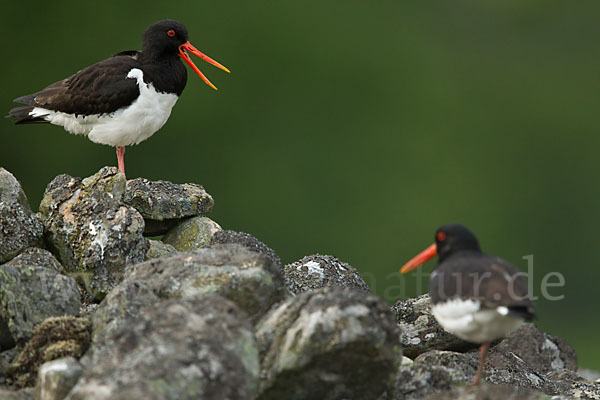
6, 95, 47, 124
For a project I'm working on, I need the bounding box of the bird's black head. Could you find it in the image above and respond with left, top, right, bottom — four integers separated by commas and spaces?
142, 19, 189, 59
434, 223, 481, 262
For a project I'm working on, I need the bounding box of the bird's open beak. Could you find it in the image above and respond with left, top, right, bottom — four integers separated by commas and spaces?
400, 243, 437, 273
178, 41, 230, 91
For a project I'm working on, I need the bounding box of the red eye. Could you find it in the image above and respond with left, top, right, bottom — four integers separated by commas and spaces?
167, 29, 175, 37
436, 231, 446, 241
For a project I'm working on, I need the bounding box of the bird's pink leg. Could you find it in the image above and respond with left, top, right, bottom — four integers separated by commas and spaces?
116, 146, 126, 178
471, 341, 491, 385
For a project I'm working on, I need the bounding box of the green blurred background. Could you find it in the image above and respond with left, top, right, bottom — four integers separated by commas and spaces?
1, 1, 598, 368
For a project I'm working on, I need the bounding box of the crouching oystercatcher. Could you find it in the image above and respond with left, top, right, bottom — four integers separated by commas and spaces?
400, 223, 535, 385
7, 19, 229, 177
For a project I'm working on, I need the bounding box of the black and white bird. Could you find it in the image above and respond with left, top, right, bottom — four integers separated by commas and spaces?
7, 19, 229, 177
400, 223, 535, 385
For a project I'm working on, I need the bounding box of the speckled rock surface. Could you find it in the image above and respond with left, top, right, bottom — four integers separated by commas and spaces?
383, 362, 466, 400
39, 167, 149, 300
391, 294, 476, 358
4, 248, 64, 273
255, 288, 401, 400
144, 240, 177, 261
91, 279, 159, 344
35, 357, 83, 400
284, 254, 370, 295
0, 387, 33, 400
1, 347, 20, 386
0, 203, 43, 264
494, 323, 577, 374
210, 230, 282, 268
162, 216, 221, 251
124, 178, 214, 236
0, 168, 29, 209
0, 266, 80, 350
69, 296, 259, 400
7, 317, 90, 388
419, 383, 558, 400
127, 244, 287, 323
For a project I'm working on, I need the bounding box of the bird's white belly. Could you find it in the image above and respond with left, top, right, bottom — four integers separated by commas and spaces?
30, 68, 178, 147
431, 298, 523, 343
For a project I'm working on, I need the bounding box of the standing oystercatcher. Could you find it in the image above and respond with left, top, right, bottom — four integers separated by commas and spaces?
7, 19, 229, 177
400, 223, 535, 385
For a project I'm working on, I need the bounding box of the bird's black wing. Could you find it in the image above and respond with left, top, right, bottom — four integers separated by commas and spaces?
430, 252, 535, 320
8, 52, 142, 123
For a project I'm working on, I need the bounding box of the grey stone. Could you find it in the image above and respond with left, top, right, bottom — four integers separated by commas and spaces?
0, 168, 29, 209
127, 244, 286, 323
495, 323, 577, 374
210, 230, 282, 268
144, 240, 177, 261
284, 254, 370, 295
35, 357, 83, 400
162, 217, 221, 251
255, 288, 401, 400
0, 387, 34, 400
5, 248, 64, 273
391, 294, 476, 358
383, 363, 461, 400
1, 347, 20, 386
68, 296, 259, 400
0, 203, 43, 264
39, 167, 149, 300
578, 368, 600, 382
419, 383, 557, 400
0, 266, 80, 350
124, 179, 213, 236
91, 279, 159, 344
548, 368, 600, 399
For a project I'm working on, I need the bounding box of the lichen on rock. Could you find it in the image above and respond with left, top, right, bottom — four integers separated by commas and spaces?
39, 167, 149, 300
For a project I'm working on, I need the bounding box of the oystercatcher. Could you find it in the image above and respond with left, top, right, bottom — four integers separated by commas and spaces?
7, 19, 229, 177
400, 223, 535, 385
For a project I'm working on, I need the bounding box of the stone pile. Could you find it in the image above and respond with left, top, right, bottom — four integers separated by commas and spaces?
0, 166, 597, 400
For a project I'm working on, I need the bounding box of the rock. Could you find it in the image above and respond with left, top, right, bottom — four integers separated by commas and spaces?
284, 254, 370, 295
384, 363, 462, 400
0, 203, 43, 264
144, 240, 177, 261
128, 244, 286, 323
578, 369, 600, 382
35, 357, 83, 400
124, 178, 214, 236
255, 288, 401, 400
494, 323, 577, 374
0, 168, 29, 209
39, 167, 149, 300
5, 248, 64, 273
548, 368, 600, 399
7, 317, 90, 388
0, 266, 81, 350
210, 230, 282, 267
391, 294, 476, 358
0, 387, 34, 400
69, 296, 259, 400
91, 279, 158, 344
419, 383, 557, 400
482, 347, 560, 393
162, 216, 221, 251
1, 347, 20, 386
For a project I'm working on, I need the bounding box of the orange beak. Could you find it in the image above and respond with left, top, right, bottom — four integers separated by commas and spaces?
178, 41, 230, 90
400, 243, 437, 274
